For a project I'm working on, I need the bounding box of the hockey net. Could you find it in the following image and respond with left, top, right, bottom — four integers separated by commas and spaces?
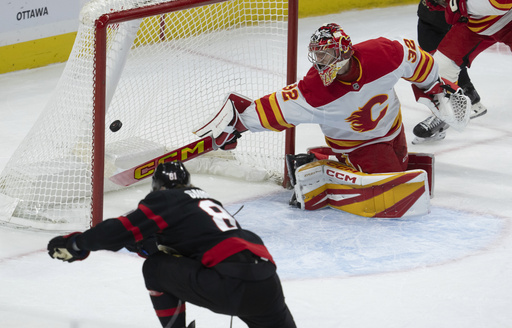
0, 0, 297, 230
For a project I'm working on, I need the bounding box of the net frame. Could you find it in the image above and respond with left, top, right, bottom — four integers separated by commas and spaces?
92, 0, 297, 226
0, 0, 297, 230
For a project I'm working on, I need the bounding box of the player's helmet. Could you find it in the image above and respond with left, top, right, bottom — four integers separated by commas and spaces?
308, 23, 354, 86
152, 161, 191, 191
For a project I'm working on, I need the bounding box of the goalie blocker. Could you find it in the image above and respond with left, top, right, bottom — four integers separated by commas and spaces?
288, 147, 434, 218
193, 93, 251, 150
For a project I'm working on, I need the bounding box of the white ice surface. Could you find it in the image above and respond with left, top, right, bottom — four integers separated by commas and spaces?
1, 5, 512, 328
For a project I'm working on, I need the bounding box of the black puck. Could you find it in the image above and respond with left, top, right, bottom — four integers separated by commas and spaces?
109, 120, 122, 132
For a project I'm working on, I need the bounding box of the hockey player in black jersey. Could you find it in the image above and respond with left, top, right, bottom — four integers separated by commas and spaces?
48, 161, 296, 328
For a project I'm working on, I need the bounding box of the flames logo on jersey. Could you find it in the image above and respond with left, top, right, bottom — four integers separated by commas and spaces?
345, 94, 389, 132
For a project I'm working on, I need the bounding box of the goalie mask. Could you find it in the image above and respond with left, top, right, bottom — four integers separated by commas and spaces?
308, 23, 354, 86
152, 161, 191, 191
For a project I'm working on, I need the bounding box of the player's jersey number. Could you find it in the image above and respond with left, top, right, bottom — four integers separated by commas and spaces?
403, 38, 417, 63
281, 84, 298, 101
199, 200, 238, 232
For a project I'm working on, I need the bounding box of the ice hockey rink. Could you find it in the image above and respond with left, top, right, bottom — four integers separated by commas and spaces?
1, 4, 511, 328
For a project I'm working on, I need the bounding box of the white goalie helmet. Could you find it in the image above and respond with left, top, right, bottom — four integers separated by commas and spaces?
308, 23, 354, 86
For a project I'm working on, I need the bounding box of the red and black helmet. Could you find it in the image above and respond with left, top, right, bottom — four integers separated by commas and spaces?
308, 23, 354, 86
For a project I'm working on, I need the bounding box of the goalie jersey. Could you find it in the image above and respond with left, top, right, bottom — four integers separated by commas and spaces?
240, 37, 438, 153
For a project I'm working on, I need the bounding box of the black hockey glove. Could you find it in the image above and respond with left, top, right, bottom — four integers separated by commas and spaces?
48, 232, 90, 263
125, 235, 160, 258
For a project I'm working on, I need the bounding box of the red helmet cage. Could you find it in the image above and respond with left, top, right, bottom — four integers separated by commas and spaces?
308, 23, 354, 85
309, 23, 354, 61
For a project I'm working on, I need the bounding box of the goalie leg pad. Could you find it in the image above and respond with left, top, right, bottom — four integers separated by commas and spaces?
407, 153, 434, 198
293, 160, 430, 218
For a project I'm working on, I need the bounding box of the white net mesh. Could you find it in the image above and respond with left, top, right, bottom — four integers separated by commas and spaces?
0, 0, 292, 230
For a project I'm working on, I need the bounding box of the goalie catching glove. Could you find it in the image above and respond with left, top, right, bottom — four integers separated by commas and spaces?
47, 232, 90, 262
193, 93, 251, 150
412, 77, 471, 131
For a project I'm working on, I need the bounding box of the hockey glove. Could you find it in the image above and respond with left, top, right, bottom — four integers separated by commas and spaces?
193, 93, 251, 150
445, 0, 468, 24
413, 77, 458, 102
47, 232, 90, 263
125, 235, 160, 258
412, 78, 471, 131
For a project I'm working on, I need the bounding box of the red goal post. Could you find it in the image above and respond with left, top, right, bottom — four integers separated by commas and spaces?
0, 0, 298, 230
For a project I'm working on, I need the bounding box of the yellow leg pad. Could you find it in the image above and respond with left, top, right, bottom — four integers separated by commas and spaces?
295, 160, 430, 218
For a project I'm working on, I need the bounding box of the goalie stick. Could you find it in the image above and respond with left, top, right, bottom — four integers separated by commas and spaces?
109, 136, 216, 186
110, 93, 248, 187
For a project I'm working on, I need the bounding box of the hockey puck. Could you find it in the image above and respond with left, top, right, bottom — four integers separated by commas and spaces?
109, 120, 122, 132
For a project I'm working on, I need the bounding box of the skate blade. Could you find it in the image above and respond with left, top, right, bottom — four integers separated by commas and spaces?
412, 132, 447, 145
470, 102, 487, 119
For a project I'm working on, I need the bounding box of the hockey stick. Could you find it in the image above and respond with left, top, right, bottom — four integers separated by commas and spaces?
109, 135, 216, 186
164, 299, 183, 328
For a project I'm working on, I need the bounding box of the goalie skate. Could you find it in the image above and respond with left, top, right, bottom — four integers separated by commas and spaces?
285, 153, 316, 187
463, 83, 488, 119
469, 101, 487, 119
286, 153, 316, 208
412, 115, 449, 144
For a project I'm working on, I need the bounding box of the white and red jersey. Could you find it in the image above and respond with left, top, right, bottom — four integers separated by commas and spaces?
240, 37, 438, 153
466, 0, 512, 35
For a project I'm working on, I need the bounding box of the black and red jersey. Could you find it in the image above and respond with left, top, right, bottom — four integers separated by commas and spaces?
75, 187, 274, 267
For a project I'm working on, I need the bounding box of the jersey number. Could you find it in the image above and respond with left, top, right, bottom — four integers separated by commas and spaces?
199, 200, 238, 232
404, 38, 417, 63
281, 84, 298, 101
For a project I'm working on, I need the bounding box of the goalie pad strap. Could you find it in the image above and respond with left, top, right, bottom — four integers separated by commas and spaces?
307, 146, 337, 160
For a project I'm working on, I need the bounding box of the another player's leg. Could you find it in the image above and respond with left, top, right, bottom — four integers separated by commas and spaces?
461, 81, 487, 119
414, 23, 490, 144
145, 288, 187, 328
